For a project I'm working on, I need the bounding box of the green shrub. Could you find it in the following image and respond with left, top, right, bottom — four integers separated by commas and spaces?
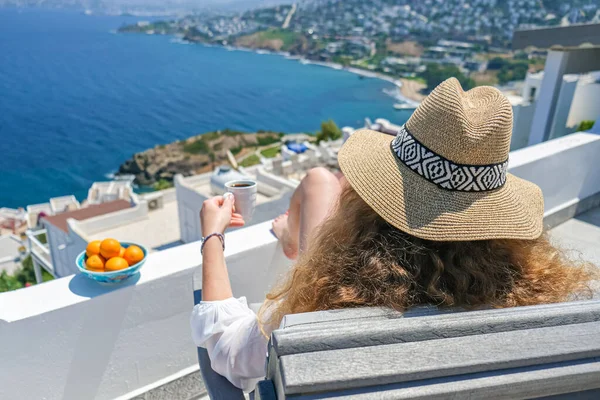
261, 146, 280, 158
240, 154, 261, 167
183, 139, 209, 154
0, 271, 22, 292
202, 131, 220, 141
576, 120, 595, 132
222, 129, 244, 137
0, 255, 53, 293
230, 146, 243, 155
153, 179, 173, 191
257, 135, 280, 146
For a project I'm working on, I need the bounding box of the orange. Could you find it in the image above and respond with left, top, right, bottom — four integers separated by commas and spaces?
86, 254, 106, 271
119, 247, 126, 258
86, 240, 101, 257
105, 257, 129, 272
123, 245, 144, 266
100, 238, 121, 259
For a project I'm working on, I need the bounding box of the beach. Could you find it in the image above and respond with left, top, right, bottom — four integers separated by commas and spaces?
398, 78, 427, 103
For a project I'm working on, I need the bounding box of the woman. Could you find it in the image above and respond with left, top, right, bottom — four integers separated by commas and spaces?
191, 78, 596, 391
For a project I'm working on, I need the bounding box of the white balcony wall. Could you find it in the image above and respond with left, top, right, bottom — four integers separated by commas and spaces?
509, 132, 600, 216
0, 221, 292, 400
567, 79, 600, 129
256, 167, 298, 191
175, 174, 206, 244
511, 102, 536, 151
548, 75, 578, 140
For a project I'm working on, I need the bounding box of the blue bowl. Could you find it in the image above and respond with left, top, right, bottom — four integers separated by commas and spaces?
76, 242, 148, 285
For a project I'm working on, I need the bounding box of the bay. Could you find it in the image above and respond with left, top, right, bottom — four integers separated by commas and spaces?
0, 8, 409, 208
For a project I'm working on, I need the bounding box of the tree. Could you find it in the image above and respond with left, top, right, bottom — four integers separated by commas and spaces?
497, 61, 528, 84
420, 63, 475, 91
316, 120, 342, 143
487, 57, 509, 70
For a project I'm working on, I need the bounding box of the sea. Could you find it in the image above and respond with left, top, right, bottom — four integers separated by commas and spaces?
0, 8, 410, 209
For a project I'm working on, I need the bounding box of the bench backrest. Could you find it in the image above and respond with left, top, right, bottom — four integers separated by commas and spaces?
258, 301, 600, 399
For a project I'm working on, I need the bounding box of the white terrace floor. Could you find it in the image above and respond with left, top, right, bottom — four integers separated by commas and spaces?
87, 201, 182, 252
550, 206, 600, 266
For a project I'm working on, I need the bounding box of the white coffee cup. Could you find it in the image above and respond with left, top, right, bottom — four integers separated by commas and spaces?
224, 180, 257, 223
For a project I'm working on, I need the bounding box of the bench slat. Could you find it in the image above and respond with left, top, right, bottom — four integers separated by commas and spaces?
289, 358, 600, 399
273, 301, 600, 356
278, 321, 600, 395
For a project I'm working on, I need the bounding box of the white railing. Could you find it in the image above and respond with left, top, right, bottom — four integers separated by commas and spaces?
49, 195, 80, 214
509, 132, 600, 222
26, 229, 54, 282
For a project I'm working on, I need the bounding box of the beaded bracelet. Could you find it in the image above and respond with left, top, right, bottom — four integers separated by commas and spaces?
201, 232, 225, 254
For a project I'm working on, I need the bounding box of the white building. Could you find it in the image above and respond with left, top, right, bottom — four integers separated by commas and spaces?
26, 176, 182, 281
87, 177, 136, 205
41, 200, 132, 278
175, 165, 297, 244
512, 22, 600, 146
509, 70, 600, 149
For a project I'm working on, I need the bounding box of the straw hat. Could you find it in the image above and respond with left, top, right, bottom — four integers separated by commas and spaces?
338, 78, 543, 241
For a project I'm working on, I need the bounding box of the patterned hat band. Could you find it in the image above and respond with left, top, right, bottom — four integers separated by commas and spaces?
390, 125, 508, 192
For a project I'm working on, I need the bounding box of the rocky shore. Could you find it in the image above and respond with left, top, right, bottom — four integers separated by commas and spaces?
118, 129, 282, 186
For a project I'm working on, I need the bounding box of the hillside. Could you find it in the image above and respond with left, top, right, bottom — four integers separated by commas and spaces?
119, 129, 282, 186
234, 28, 308, 52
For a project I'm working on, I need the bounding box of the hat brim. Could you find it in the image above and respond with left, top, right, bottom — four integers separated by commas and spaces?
338, 129, 544, 241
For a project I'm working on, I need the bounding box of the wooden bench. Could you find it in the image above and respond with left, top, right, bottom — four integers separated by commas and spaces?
256, 301, 600, 399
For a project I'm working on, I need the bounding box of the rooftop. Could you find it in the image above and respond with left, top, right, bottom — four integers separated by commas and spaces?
42, 200, 131, 233
87, 179, 135, 205
87, 199, 181, 251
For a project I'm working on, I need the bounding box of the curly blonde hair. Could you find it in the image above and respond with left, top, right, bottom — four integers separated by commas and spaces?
260, 185, 597, 329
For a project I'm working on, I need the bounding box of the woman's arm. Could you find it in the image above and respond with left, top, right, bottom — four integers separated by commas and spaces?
199, 194, 245, 301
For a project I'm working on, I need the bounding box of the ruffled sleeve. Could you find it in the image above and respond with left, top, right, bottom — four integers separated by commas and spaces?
190, 297, 269, 392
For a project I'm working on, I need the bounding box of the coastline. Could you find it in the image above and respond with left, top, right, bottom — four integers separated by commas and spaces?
398, 78, 427, 104
3, 10, 417, 210
165, 34, 423, 105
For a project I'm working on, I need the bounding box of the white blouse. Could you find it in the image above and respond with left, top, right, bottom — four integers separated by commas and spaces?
190, 297, 272, 392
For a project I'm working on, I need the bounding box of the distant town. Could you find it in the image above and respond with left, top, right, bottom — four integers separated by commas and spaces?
119, 0, 600, 98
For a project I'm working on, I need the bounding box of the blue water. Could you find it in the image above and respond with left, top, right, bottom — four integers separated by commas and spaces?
0, 9, 409, 209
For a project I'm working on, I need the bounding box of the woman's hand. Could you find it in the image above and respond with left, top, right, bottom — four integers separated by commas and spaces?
200, 194, 245, 237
